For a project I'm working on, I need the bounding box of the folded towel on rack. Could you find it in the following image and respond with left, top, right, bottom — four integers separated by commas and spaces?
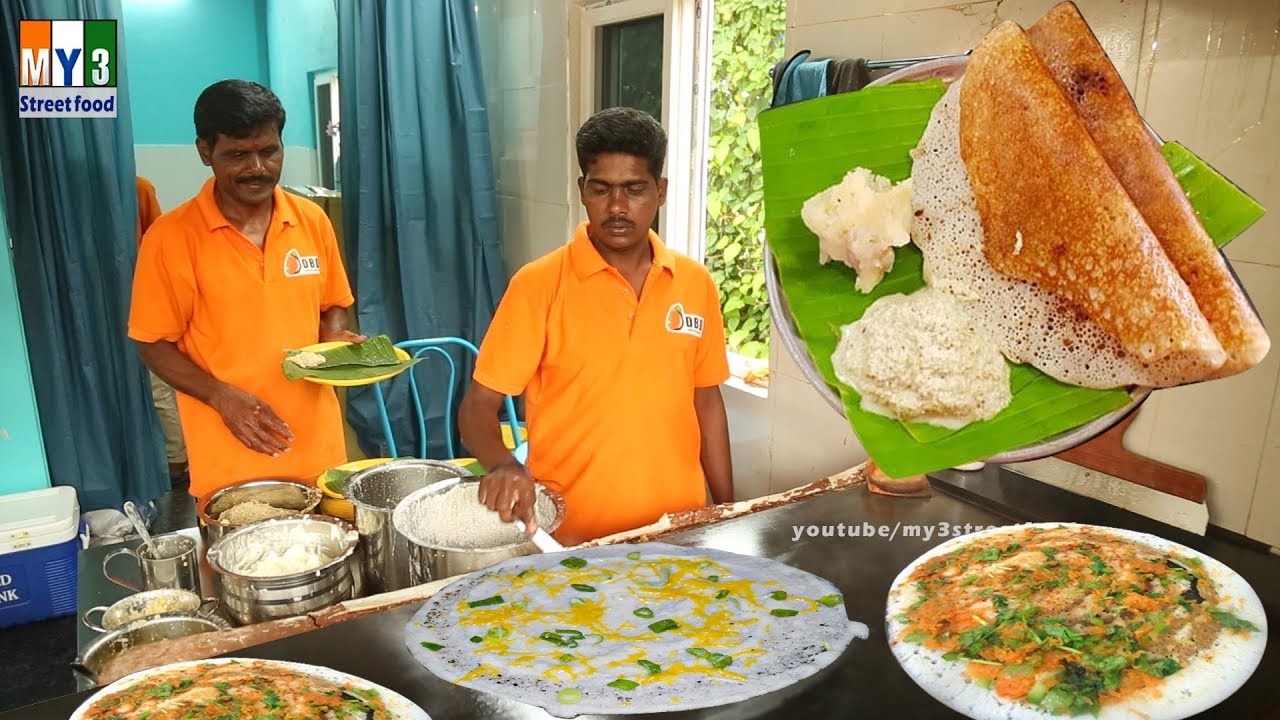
770, 50, 810, 107
828, 57, 871, 94
784, 59, 831, 104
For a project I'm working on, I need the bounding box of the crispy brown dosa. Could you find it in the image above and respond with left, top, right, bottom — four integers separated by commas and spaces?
959, 21, 1226, 377
1027, 1, 1269, 378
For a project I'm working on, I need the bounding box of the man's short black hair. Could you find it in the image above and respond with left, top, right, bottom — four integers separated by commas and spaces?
193, 79, 286, 146
575, 107, 666, 179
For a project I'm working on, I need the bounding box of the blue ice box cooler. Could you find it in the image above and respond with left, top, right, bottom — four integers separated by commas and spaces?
0, 487, 87, 628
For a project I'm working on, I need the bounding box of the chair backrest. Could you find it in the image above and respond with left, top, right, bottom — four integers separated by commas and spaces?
371, 337, 521, 461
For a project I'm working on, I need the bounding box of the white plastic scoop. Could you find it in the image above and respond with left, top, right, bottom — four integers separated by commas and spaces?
515, 519, 564, 553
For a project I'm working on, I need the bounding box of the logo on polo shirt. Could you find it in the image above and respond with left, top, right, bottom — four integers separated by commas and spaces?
283, 248, 320, 277
665, 303, 704, 338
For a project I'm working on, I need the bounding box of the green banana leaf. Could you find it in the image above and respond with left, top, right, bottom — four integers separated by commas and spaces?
760, 80, 1266, 477
321, 467, 357, 494
283, 335, 421, 382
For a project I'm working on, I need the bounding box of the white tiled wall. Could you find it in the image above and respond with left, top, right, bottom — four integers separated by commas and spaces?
786, 0, 1280, 545
475, 0, 574, 274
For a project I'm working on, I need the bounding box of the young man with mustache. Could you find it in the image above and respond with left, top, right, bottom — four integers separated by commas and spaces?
128, 80, 362, 499
460, 107, 734, 545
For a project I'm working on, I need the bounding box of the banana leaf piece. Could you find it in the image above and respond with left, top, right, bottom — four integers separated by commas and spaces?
322, 467, 357, 494
1160, 141, 1266, 247
760, 80, 1265, 477
287, 335, 402, 368
282, 335, 422, 381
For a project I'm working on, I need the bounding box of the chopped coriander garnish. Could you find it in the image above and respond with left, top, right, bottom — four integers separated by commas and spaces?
817, 594, 843, 607
707, 575, 719, 582
1206, 607, 1259, 632
420, 641, 444, 651
469, 636, 483, 643
626, 551, 641, 560
560, 557, 587, 569
715, 589, 730, 599
769, 591, 787, 601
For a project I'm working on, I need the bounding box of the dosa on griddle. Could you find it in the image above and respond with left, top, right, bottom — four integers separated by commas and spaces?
1026, 1, 1269, 378
959, 21, 1226, 376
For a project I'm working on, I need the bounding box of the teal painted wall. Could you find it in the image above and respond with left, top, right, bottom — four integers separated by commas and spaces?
0, 192, 52, 494
122, 0, 271, 145
266, 0, 339, 149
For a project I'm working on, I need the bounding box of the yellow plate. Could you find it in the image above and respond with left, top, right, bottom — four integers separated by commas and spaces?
501, 424, 528, 450
292, 341, 413, 387
316, 457, 393, 498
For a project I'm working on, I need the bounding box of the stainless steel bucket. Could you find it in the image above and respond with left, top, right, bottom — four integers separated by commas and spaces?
392, 476, 566, 585
346, 459, 474, 594
195, 479, 322, 547
205, 515, 361, 626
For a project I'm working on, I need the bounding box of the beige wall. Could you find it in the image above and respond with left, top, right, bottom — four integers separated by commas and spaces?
785, 0, 1280, 547
475, 0, 574, 275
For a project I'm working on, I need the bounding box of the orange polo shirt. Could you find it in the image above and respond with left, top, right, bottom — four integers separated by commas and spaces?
128, 178, 354, 497
136, 176, 162, 245
474, 222, 730, 542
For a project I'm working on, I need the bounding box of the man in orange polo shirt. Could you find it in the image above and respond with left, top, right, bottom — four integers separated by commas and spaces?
135, 175, 188, 485
459, 107, 734, 544
129, 80, 361, 499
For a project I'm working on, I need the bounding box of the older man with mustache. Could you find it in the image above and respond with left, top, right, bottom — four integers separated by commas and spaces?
128, 80, 361, 499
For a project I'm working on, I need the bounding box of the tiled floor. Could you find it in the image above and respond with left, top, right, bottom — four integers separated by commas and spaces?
0, 483, 198, 713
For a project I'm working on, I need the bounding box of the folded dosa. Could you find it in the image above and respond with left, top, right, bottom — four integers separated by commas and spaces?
1026, 1, 1269, 378
959, 21, 1226, 376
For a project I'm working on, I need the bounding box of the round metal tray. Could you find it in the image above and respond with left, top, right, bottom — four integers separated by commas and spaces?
764, 54, 1152, 465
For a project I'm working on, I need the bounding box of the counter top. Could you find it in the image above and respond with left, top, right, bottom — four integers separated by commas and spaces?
14, 465, 1280, 719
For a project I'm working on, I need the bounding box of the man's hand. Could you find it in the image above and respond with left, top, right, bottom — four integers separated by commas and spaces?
320, 328, 366, 344
477, 462, 539, 532
210, 385, 294, 457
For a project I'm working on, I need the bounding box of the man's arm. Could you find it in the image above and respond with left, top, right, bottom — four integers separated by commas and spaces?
319, 306, 364, 343
138, 340, 293, 457
460, 381, 539, 530
694, 385, 734, 504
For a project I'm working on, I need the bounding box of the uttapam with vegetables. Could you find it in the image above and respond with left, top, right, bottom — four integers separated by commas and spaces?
885, 523, 1266, 719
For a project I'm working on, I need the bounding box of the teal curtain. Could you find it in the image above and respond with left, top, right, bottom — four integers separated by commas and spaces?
337, 0, 508, 458
0, 0, 168, 510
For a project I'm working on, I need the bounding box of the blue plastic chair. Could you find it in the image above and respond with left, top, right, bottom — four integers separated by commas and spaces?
372, 337, 524, 462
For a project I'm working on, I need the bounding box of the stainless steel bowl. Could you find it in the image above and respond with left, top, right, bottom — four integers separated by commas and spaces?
346, 458, 475, 593
205, 515, 362, 626
196, 479, 323, 547
764, 53, 1153, 466
392, 476, 566, 585
73, 613, 232, 686
82, 588, 219, 633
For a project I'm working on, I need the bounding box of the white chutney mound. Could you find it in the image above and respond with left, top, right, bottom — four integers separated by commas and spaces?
832, 287, 1012, 429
